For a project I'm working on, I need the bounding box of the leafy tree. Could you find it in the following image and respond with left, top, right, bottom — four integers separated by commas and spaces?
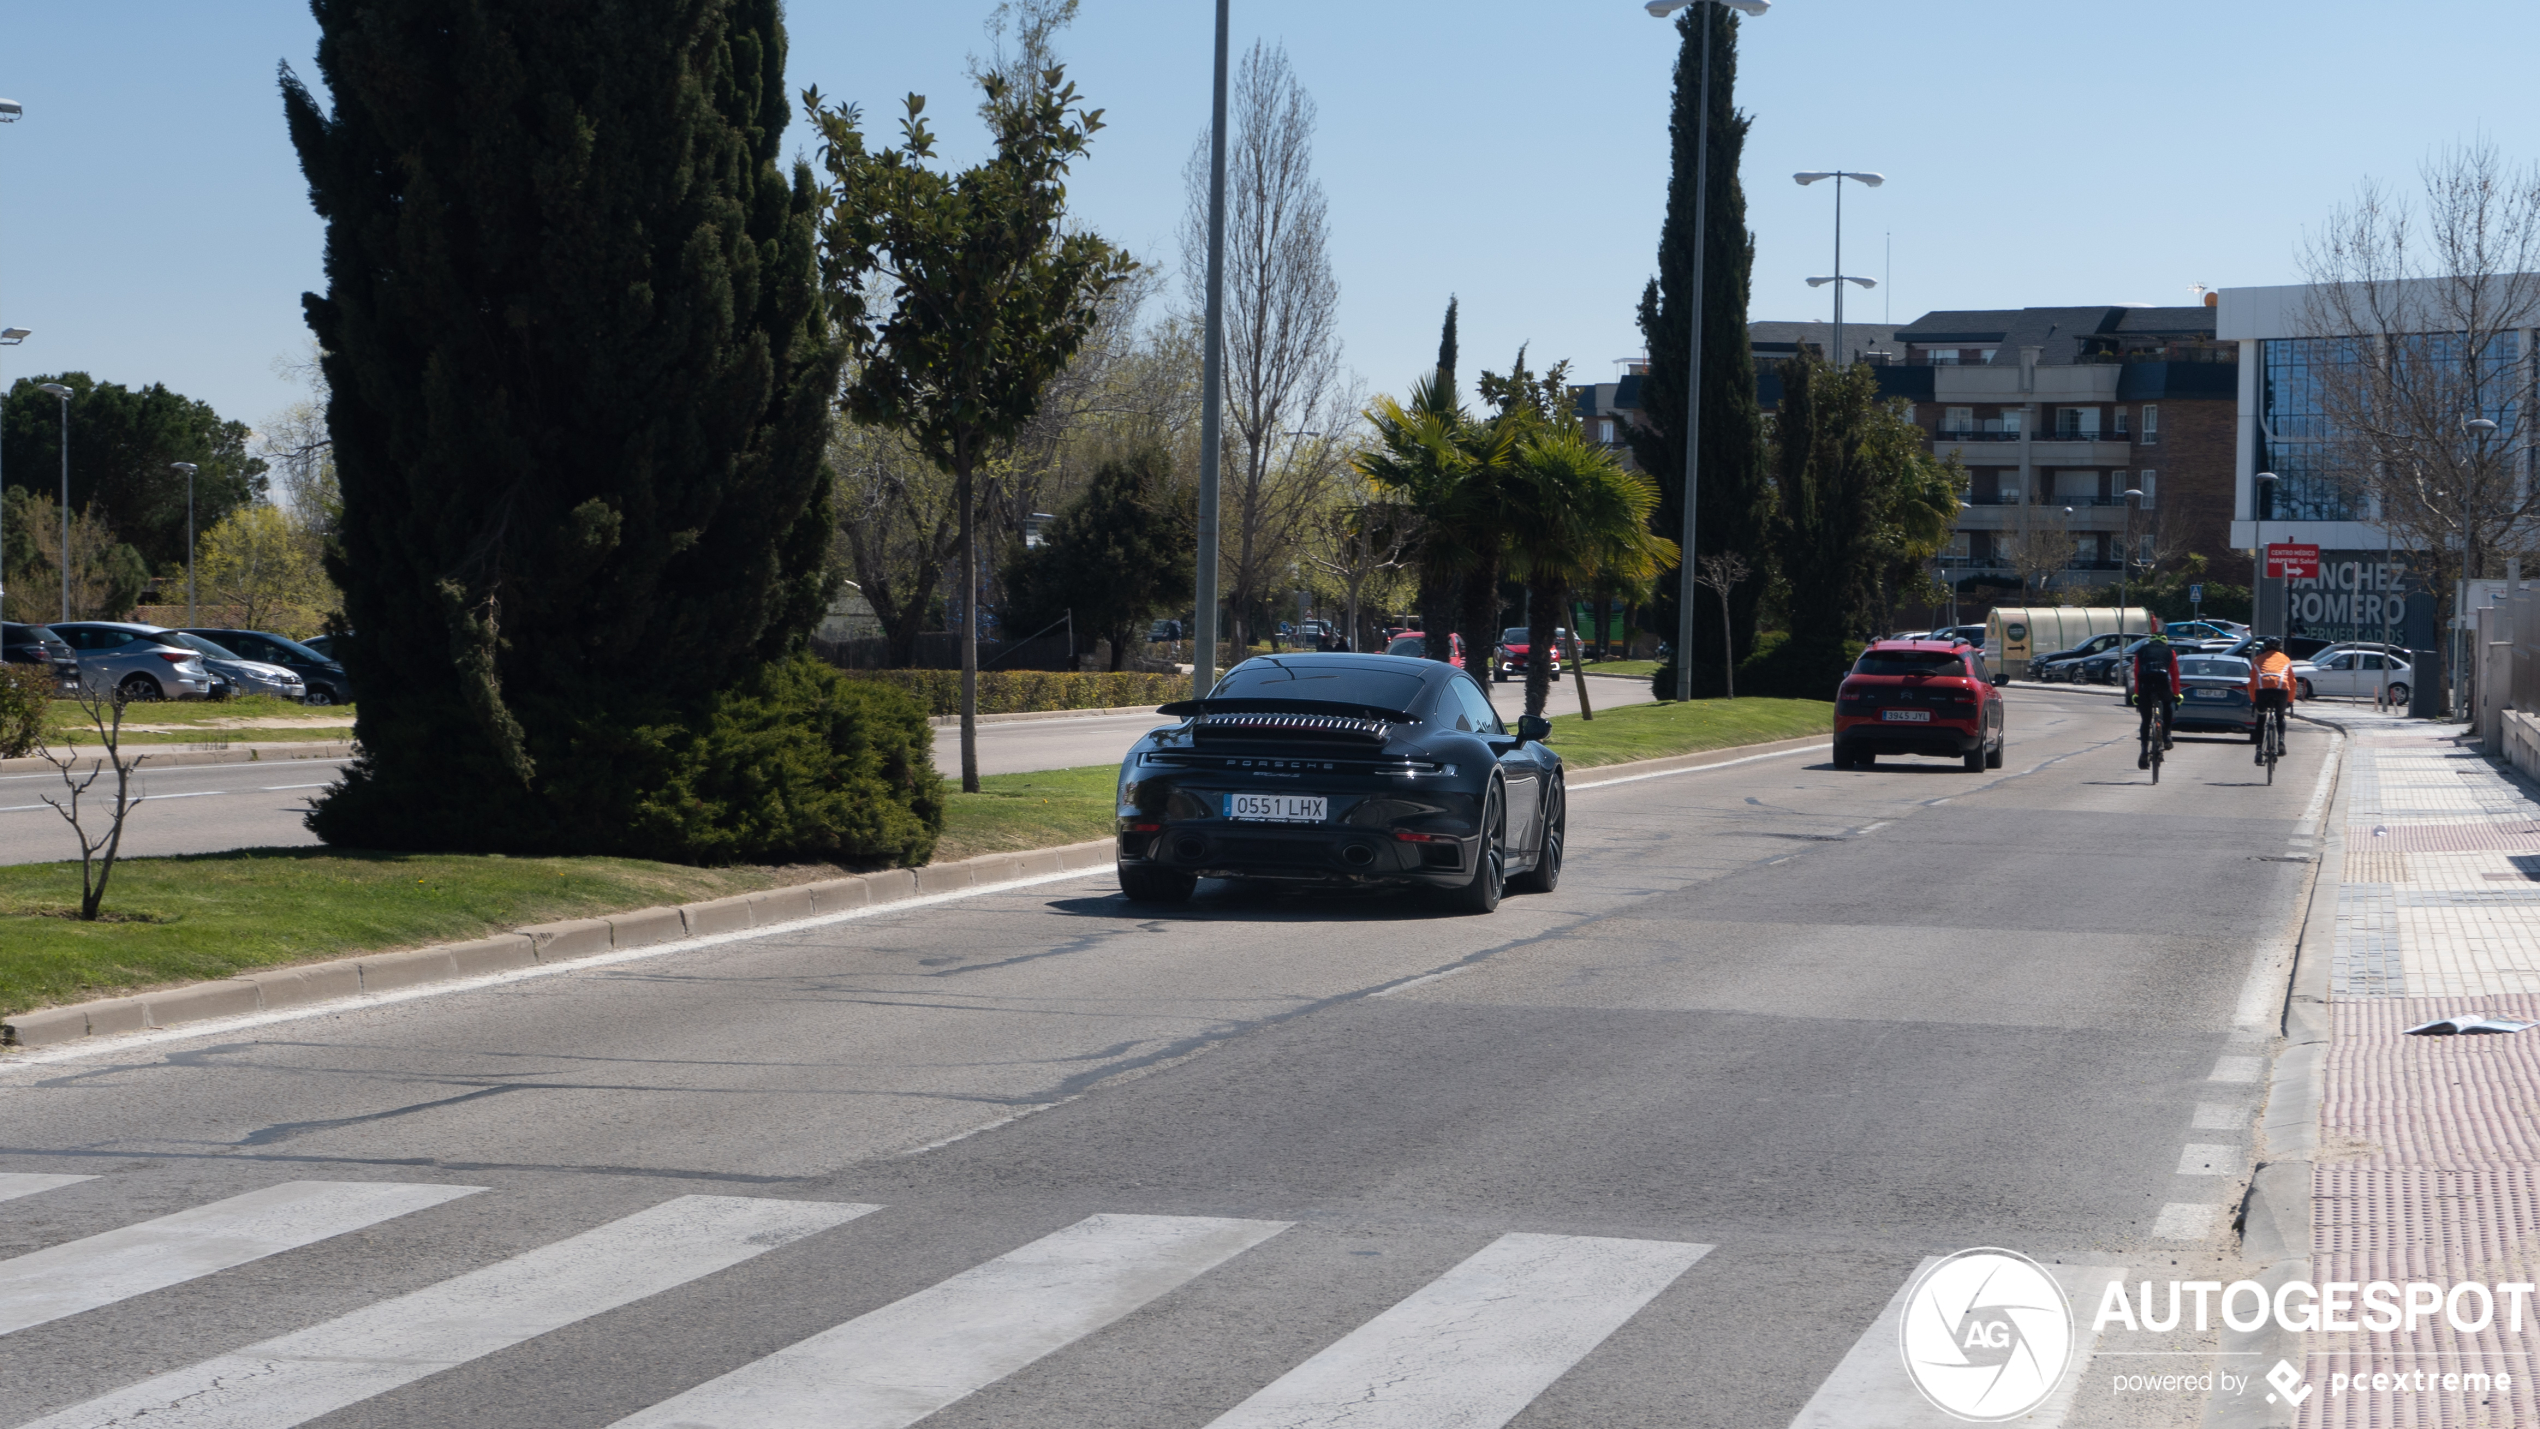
804, 60, 1132, 793
1766, 351, 1961, 693
0, 373, 265, 572
1628, 3, 1769, 676
1002, 444, 1192, 670
197, 504, 339, 636
0, 489, 148, 622
285, 0, 915, 863
1436, 296, 1458, 389
1506, 432, 1673, 718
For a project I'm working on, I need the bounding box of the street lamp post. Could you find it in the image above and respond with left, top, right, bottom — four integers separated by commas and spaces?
38, 381, 69, 621
1793, 169, 1883, 367
1191, 0, 1231, 698
1647, 0, 1770, 702
171, 462, 199, 625
2253, 471, 2278, 644
0, 98, 21, 616
2461, 416, 2500, 720
2120, 487, 2144, 636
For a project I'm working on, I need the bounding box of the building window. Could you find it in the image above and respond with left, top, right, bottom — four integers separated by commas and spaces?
2140, 404, 2158, 444
2138, 470, 2156, 508
1984, 408, 2023, 436
2054, 407, 2101, 439
2114, 407, 2130, 437
1979, 348, 1998, 365
1926, 347, 1960, 366
1943, 406, 1972, 433
1597, 418, 1615, 444
1945, 532, 1971, 560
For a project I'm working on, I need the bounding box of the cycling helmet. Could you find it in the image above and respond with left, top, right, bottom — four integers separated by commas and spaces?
2255, 636, 2282, 654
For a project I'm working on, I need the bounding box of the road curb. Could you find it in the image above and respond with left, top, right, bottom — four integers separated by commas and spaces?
0, 739, 355, 778
0, 837, 1118, 1049
926, 706, 1166, 729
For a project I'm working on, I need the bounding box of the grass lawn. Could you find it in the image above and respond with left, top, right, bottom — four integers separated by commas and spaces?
0, 852, 805, 1017
1581, 659, 1661, 679
935, 764, 1117, 864
43, 694, 355, 746
1540, 696, 1830, 770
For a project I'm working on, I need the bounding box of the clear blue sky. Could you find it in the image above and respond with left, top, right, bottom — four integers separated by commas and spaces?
6, 2, 2539, 439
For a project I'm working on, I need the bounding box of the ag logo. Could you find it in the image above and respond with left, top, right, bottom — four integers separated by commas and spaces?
1899, 1248, 2073, 1421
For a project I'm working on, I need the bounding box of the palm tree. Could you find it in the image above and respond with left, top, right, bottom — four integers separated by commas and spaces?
1505, 431, 1677, 718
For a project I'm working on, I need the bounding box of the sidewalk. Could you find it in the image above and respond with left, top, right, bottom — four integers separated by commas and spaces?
2299, 706, 2540, 1426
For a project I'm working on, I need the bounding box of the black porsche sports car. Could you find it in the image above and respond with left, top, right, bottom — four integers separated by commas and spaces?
1114, 653, 1565, 913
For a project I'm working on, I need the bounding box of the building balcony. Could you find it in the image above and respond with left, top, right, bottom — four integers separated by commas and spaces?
1933, 428, 2024, 442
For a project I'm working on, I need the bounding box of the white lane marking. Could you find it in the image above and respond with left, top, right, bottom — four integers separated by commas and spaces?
2191, 1103, 2241, 1130
20, 1195, 875, 1429
2208, 1056, 2263, 1083
0, 1180, 482, 1337
260, 783, 332, 791
0, 1172, 96, 1203
1859, 820, 1892, 834
1571, 743, 1822, 792
1203, 1232, 1709, 1429
0, 758, 351, 786
614, 1212, 1287, 1429
1369, 965, 1473, 998
1788, 1258, 2128, 1428
2153, 1203, 2223, 1241
136, 791, 225, 802
2175, 1143, 2237, 1176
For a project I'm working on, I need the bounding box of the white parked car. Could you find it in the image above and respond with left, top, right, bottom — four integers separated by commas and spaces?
164, 631, 308, 701
2291, 649, 2411, 704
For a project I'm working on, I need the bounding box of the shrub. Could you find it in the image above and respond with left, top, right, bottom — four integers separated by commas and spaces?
0, 666, 48, 758
839, 669, 1184, 718
1650, 631, 1865, 702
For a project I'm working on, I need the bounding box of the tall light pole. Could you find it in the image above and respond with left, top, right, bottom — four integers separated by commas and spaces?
2253, 471, 2278, 643
1191, 0, 1231, 698
2461, 416, 2500, 719
171, 462, 199, 625
1794, 169, 1882, 367
0, 98, 20, 617
1647, 0, 1770, 702
38, 381, 69, 621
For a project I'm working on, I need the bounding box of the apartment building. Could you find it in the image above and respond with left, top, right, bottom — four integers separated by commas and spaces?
1897, 305, 2237, 600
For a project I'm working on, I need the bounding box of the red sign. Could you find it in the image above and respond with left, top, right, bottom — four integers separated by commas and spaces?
2266, 543, 2320, 579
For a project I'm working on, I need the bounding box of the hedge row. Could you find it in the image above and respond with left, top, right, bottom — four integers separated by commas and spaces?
0, 665, 46, 758
838, 669, 1186, 717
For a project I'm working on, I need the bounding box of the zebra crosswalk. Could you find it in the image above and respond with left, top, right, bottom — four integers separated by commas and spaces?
0, 1174, 2144, 1429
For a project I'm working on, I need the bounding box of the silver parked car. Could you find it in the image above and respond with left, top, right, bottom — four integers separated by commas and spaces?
47, 621, 217, 702
163, 631, 307, 701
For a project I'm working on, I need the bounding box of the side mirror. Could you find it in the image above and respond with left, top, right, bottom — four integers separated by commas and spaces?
1515, 714, 1551, 744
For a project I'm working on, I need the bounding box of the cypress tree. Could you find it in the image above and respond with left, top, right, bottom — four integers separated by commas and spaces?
283, 0, 937, 864
1630, 3, 1769, 686
1436, 296, 1458, 393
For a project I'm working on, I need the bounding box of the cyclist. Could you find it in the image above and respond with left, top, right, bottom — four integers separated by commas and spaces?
2248, 636, 2298, 763
2132, 633, 2181, 769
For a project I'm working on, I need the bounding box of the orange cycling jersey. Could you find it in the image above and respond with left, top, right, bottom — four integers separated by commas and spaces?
2249, 651, 2299, 699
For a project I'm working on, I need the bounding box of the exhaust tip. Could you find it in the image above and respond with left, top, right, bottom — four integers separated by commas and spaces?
1171, 835, 1208, 861
1340, 843, 1377, 868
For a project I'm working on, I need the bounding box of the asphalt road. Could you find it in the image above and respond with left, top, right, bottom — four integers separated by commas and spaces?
0, 675, 1658, 866
0, 685, 2325, 1427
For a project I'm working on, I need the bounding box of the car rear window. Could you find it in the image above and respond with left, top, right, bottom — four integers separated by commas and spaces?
2180, 657, 2249, 678
1384, 637, 1426, 658
1213, 660, 1429, 712
1854, 650, 1966, 676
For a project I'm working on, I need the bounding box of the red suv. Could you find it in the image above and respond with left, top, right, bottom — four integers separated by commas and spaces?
1833, 640, 2005, 771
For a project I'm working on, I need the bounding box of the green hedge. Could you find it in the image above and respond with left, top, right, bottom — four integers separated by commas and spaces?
1649, 631, 1867, 702
840, 669, 1185, 717
0, 665, 47, 758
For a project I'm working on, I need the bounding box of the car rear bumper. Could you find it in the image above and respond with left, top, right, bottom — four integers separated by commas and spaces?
1833, 716, 1984, 757
1116, 819, 1477, 887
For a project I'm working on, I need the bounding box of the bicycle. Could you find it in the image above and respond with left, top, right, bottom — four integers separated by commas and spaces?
2258, 702, 2288, 785
2140, 699, 2171, 783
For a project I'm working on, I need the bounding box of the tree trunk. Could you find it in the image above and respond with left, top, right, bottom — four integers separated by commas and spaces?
956, 460, 979, 793
1717, 585, 1737, 700
1524, 576, 1557, 719
1418, 568, 1457, 666
1459, 562, 1501, 691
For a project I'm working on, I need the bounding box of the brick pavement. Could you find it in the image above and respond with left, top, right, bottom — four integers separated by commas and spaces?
2306, 709, 2540, 1427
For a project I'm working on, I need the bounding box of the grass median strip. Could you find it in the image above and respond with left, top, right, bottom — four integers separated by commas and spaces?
0, 700, 1824, 1018
41, 694, 356, 746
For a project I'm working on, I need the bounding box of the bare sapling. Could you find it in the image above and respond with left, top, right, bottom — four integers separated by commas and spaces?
1696, 551, 1753, 699
41, 680, 149, 921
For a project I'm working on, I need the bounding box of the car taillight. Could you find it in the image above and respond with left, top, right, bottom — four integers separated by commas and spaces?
1393, 830, 1453, 843
157, 651, 192, 665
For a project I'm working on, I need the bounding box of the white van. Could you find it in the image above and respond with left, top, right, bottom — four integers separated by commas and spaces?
1983, 606, 2153, 682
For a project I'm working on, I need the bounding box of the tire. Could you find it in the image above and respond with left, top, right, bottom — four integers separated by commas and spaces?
304, 689, 335, 708
2297, 679, 2314, 699
1509, 777, 1564, 894
1985, 739, 2004, 770
2388, 683, 2410, 706
1963, 744, 1985, 772
1117, 864, 1196, 904
1443, 783, 1506, 914
117, 673, 163, 703
1831, 742, 1858, 771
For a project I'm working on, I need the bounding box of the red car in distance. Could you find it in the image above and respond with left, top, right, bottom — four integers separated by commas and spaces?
1383, 631, 1464, 669
1833, 639, 2005, 772
1492, 627, 1568, 683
